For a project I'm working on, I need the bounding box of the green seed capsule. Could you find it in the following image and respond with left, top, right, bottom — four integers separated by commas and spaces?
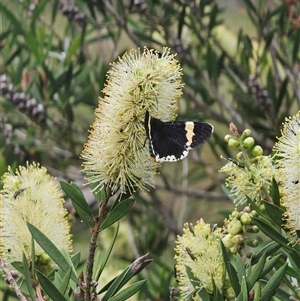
252, 145, 263, 156
228, 138, 240, 148
243, 137, 255, 148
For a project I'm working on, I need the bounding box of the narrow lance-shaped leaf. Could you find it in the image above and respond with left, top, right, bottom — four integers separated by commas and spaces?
246, 252, 267, 290
197, 287, 210, 301
220, 241, 241, 295
36, 271, 68, 301
108, 280, 147, 301
260, 254, 281, 278
30, 0, 48, 31
263, 201, 284, 227
252, 241, 281, 265
60, 181, 93, 227
252, 217, 292, 250
261, 263, 288, 301
101, 198, 135, 230
235, 276, 248, 301
93, 223, 119, 281
27, 223, 78, 283
270, 178, 280, 206
101, 254, 152, 300
59, 267, 72, 295
253, 282, 261, 301
22, 253, 36, 301
66, 35, 82, 65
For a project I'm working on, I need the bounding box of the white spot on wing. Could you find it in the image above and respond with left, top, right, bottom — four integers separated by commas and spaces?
156, 150, 189, 162
185, 122, 195, 146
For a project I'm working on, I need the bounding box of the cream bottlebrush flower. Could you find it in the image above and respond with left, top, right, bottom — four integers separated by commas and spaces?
219, 156, 276, 204
174, 219, 229, 300
0, 163, 72, 270
273, 111, 300, 245
81, 47, 183, 194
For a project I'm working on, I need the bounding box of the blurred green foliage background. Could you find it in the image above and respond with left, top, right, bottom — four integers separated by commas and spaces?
1, 0, 299, 299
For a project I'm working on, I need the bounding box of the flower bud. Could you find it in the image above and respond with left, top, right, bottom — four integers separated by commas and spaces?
229, 246, 238, 254
243, 137, 255, 148
224, 287, 236, 300
230, 209, 239, 218
235, 151, 245, 162
229, 122, 238, 134
259, 204, 266, 212
243, 206, 251, 212
248, 239, 259, 247
250, 225, 259, 233
39, 252, 51, 264
231, 234, 245, 245
241, 129, 252, 140
227, 219, 242, 235
251, 210, 258, 217
228, 138, 240, 148
240, 212, 252, 225
252, 145, 263, 157
224, 134, 231, 143
222, 234, 234, 248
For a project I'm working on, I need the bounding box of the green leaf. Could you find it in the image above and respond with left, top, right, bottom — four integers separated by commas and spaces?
22, 253, 36, 300
260, 254, 281, 278
27, 223, 78, 283
212, 278, 224, 301
51, 0, 60, 23
246, 252, 267, 290
102, 266, 131, 301
59, 267, 72, 295
101, 254, 150, 299
30, 0, 48, 31
0, 2, 24, 34
252, 241, 281, 265
220, 241, 240, 295
276, 78, 288, 112
93, 223, 119, 281
252, 217, 292, 250
262, 201, 284, 227
101, 198, 135, 230
107, 280, 146, 301
292, 29, 300, 63
242, 0, 257, 13
273, 286, 296, 301
197, 287, 210, 301
289, 249, 300, 271
270, 178, 280, 206
236, 276, 248, 301
66, 35, 82, 65
235, 253, 246, 281
71, 252, 81, 269
31, 237, 36, 279
261, 263, 288, 301
36, 271, 68, 301
246, 196, 269, 220
253, 282, 261, 301
60, 181, 93, 227
26, 31, 41, 64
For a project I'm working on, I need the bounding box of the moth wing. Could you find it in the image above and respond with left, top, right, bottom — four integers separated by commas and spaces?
150, 121, 191, 162
189, 122, 214, 148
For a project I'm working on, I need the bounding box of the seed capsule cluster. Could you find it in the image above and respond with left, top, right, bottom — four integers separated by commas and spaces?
0, 75, 47, 123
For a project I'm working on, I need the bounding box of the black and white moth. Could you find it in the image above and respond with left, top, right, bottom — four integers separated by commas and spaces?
144, 111, 214, 162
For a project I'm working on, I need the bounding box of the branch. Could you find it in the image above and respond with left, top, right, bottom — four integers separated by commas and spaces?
155, 183, 229, 201
103, 1, 142, 47
85, 200, 107, 301
0, 258, 27, 301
